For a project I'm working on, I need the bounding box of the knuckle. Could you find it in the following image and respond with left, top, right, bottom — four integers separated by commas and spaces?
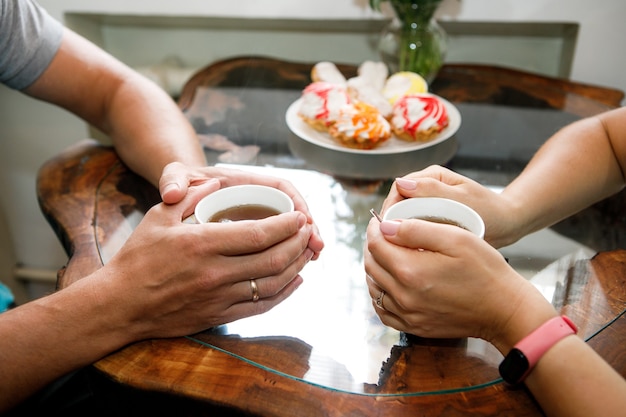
247, 223, 270, 247
394, 292, 412, 311
450, 230, 474, 248
394, 264, 415, 287
266, 250, 290, 276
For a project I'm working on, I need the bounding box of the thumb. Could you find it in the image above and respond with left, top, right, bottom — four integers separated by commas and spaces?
159, 162, 190, 204
166, 177, 220, 221
394, 165, 470, 199
379, 218, 477, 255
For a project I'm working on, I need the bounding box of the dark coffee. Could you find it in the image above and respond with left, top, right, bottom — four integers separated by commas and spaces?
413, 215, 468, 230
209, 204, 281, 223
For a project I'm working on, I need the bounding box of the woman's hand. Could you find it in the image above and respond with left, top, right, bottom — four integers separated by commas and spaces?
364, 216, 556, 351
383, 165, 521, 248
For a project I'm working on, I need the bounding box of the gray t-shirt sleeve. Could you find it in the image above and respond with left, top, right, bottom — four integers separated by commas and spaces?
0, 0, 64, 90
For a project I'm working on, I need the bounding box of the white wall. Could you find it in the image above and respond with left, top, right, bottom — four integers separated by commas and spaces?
436, 0, 626, 101
35, 0, 626, 97
1, 0, 624, 301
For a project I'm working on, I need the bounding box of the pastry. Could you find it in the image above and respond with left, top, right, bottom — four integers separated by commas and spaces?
329, 102, 391, 150
311, 61, 347, 86
383, 71, 428, 105
349, 61, 388, 91
298, 81, 352, 131
346, 61, 392, 117
390, 93, 449, 142
346, 83, 392, 119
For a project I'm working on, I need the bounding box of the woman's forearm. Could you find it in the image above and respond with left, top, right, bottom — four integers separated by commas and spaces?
524, 335, 626, 417
501, 108, 626, 241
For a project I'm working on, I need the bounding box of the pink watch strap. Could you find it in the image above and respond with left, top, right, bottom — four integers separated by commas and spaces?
516, 315, 578, 377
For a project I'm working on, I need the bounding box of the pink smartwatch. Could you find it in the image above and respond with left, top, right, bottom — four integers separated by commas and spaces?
499, 315, 578, 384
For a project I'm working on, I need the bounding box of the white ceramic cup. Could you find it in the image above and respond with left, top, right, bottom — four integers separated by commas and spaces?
382, 197, 485, 238
194, 185, 294, 224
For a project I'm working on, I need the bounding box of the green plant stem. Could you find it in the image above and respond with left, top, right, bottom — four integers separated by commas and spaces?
389, 0, 444, 80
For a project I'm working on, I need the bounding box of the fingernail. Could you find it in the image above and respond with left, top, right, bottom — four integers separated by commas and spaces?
296, 212, 307, 228
162, 182, 181, 195
380, 220, 401, 236
294, 275, 304, 289
396, 178, 417, 190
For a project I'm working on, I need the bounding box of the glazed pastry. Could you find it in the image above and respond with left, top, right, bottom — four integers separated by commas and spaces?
329, 102, 391, 150
298, 81, 352, 131
383, 71, 428, 105
390, 93, 449, 142
311, 61, 347, 86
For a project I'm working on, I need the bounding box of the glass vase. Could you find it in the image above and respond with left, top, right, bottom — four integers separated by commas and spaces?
378, 0, 447, 83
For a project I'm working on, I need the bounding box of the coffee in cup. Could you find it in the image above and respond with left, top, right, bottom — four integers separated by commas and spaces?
194, 185, 294, 224
209, 204, 281, 223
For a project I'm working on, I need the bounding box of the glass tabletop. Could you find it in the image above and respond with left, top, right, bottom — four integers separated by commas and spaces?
179, 163, 595, 396
96, 85, 618, 397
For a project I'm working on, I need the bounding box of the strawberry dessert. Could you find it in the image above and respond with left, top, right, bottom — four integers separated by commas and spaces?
390, 93, 449, 142
297, 81, 352, 131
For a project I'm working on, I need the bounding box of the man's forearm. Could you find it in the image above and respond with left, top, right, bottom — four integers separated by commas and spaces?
106, 71, 206, 186
0, 273, 130, 412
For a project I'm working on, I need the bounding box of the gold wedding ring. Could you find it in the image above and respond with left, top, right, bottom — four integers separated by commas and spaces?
250, 279, 259, 302
375, 290, 386, 310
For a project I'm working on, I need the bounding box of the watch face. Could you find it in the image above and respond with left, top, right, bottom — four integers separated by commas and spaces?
499, 348, 530, 385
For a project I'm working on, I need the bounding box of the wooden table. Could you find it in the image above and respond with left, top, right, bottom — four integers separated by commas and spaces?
37, 59, 626, 416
